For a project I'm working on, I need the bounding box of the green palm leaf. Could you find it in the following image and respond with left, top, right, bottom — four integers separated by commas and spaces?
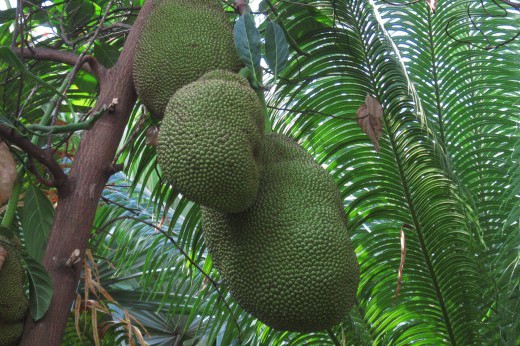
264, 0, 505, 344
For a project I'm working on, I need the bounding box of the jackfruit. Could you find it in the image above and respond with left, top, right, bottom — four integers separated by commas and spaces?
199, 69, 251, 87
0, 237, 28, 323
157, 71, 264, 213
133, 0, 242, 118
0, 321, 23, 346
201, 133, 360, 332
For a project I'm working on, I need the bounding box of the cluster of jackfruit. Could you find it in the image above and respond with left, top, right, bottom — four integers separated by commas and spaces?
0, 236, 28, 346
134, 0, 359, 333
202, 134, 360, 332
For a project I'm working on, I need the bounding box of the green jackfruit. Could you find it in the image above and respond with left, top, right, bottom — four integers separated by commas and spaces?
201, 133, 360, 332
133, 0, 242, 118
199, 69, 251, 87
158, 71, 264, 213
0, 238, 28, 323
0, 321, 23, 346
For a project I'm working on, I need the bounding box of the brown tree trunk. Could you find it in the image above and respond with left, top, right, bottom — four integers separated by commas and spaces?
19, 1, 154, 344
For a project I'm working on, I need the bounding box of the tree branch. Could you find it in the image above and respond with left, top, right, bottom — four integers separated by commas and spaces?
27, 105, 108, 135
11, 47, 106, 79
26, 158, 56, 187
19, 0, 155, 343
0, 125, 67, 189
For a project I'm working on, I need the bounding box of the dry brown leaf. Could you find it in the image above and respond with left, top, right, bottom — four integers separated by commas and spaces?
394, 226, 407, 303
356, 94, 383, 152
0, 141, 17, 205
426, 0, 437, 13
145, 126, 159, 146
74, 294, 83, 340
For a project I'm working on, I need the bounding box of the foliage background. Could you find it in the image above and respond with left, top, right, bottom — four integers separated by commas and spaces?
0, 0, 519, 345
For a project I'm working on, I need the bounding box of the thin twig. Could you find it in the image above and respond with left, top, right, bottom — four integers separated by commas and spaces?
0, 125, 67, 189
47, 0, 115, 151
27, 106, 108, 135
100, 196, 141, 215
53, 0, 115, 113
17, 86, 38, 118
26, 157, 55, 187
10, 0, 23, 48
70, 23, 132, 45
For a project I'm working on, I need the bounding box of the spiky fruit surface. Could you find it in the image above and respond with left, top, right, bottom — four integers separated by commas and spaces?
199, 69, 251, 88
158, 71, 263, 213
0, 238, 28, 323
0, 321, 23, 346
201, 133, 360, 332
133, 0, 242, 118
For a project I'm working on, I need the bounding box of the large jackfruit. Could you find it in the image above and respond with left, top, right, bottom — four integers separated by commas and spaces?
158, 71, 264, 213
201, 134, 360, 332
0, 321, 23, 346
0, 237, 28, 323
133, 0, 242, 118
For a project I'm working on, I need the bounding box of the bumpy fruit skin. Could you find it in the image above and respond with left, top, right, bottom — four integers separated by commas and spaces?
0, 238, 28, 323
0, 321, 23, 346
201, 134, 360, 332
133, 0, 242, 118
158, 71, 263, 213
199, 69, 251, 88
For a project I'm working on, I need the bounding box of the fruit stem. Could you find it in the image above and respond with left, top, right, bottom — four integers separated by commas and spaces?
256, 89, 272, 134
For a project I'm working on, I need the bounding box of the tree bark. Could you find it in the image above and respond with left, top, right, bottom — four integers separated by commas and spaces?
19, 1, 154, 344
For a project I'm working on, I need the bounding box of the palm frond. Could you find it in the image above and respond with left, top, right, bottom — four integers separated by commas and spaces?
266, 0, 490, 343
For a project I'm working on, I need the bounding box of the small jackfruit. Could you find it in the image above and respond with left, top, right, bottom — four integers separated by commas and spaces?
158, 71, 264, 213
201, 133, 360, 332
0, 321, 23, 346
133, 0, 242, 118
0, 237, 28, 323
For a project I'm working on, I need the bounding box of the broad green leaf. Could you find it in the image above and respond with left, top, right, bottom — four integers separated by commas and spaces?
25, 255, 52, 321
22, 184, 54, 262
233, 13, 261, 71
265, 21, 289, 79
